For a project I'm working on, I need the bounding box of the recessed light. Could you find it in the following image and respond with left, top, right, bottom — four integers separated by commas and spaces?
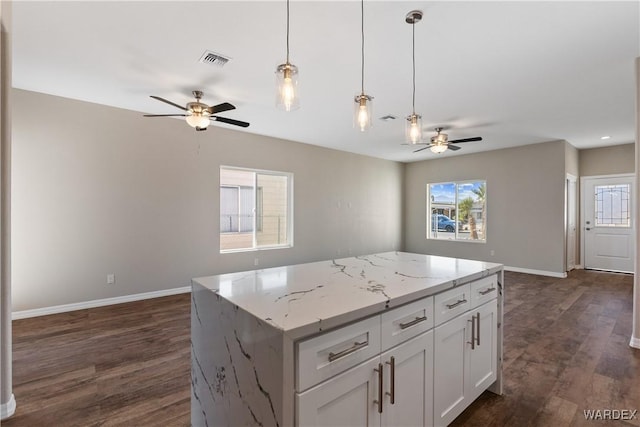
601, 136, 611, 140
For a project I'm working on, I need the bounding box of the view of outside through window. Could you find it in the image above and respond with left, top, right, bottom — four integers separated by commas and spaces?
428, 181, 486, 241
220, 167, 291, 252
595, 184, 630, 227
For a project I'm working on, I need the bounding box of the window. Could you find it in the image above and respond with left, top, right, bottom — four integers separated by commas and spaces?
594, 184, 630, 227
427, 180, 486, 242
220, 167, 292, 252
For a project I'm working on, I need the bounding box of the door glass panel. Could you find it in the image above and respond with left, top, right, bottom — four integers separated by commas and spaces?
594, 184, 630, 227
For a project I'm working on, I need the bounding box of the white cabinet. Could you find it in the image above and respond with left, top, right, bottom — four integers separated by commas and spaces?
433, 297, 498, 426
297, 330, 434, 427
297, 356, 382, 427
296, 274, 500, 427
380, 331, 434, 427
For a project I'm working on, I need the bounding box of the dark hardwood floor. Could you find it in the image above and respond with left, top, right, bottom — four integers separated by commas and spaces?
3, 269, 639, 426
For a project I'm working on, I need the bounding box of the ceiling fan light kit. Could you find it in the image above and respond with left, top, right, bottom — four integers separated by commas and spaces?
405, 10, 423, 145
185, 91, 211, 129
276, 0, 300, 111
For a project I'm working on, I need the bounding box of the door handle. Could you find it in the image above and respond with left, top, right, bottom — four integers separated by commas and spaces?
586, 228, 591, 231
467, 316, 476, 350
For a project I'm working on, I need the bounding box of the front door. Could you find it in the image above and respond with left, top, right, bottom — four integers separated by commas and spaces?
583, 175, 635, 273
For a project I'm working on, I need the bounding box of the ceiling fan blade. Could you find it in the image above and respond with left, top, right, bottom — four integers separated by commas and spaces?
211, 116, 250, 128
447, 144, 462, 151
413, 146, 430, 153
208, 102, 236, 115
143, 114, 188, 117
195, 127, 208, 132
150, 95, 188, 111
449, 137, 482, 144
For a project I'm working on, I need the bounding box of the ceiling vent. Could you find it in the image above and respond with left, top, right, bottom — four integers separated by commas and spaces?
199, 51, 231, 67
379, 115, 397, 121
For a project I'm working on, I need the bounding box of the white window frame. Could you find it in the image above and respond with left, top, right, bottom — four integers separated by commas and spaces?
220, 166, 294, 253
426, 179, 487, 243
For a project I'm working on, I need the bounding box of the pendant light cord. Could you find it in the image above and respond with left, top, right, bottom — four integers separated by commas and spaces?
286, 0, 290, 63
412, 20, 416, 114
361, 0, 365, 94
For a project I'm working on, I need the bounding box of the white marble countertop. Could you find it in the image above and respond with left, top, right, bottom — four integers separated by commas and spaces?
193, 252, 502, 340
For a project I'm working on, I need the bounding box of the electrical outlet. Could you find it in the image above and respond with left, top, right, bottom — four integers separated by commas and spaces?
490, 250, 495, 256
254, 258, 259, 266
107, 273, 115, 284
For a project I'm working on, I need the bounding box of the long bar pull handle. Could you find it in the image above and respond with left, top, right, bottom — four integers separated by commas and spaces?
479, 287, 496, 296
446, 298, 468, 309
468, 315, 476, 350
475, 312, 480, 346
385, 356, 395, 404
328, 341, 368, 362
374, 363, 383, 413
399, 316, 427, 330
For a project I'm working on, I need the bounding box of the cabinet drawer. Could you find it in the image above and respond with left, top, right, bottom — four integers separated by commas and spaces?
381, 296, 434, 351
297, 315, 381, 392
470, 275, 498, 308
434, 284, 471, 326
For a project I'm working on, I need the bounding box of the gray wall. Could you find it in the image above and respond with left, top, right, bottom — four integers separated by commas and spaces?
11, 89, 403, 311
580, 143, 635, 176
404, 140, 567, 274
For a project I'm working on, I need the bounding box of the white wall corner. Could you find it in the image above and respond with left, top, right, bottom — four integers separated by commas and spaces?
0, 393, 16, 420
630, 336, 640, 350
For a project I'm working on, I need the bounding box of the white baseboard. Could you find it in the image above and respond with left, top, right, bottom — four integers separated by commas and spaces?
12, 286, 191, 320
504, 266, 567, 278
630, 336, 640, 349
1, 394, 16, 420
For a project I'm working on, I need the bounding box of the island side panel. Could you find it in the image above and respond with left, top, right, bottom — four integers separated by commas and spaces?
488, 268, 504, 395
191, 282, 285, 427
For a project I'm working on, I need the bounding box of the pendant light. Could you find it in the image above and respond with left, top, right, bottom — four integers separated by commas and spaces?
405, 10, 423, 144
276, 0, 300, 111
354, 0, 373, 131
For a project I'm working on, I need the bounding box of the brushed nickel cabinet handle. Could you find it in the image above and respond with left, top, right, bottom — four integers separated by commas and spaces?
468, 316, 476, 350
399, 315, 427, 329
386, 356, 395, 405
479, 287, 496, 296
374, 363, 384, 413
475, 313, 480, 346
446, 298, 467, 309
328, 341, 368, 362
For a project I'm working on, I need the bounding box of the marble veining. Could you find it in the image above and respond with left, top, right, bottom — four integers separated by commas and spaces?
193, 251, 502, 340
192, 251, 503, 426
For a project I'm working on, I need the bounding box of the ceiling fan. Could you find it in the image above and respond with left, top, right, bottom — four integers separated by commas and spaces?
413, 127, 482, 153
144, 90, 250, 131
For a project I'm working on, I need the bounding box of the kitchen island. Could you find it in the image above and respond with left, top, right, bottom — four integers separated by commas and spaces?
191, 252, 503, 426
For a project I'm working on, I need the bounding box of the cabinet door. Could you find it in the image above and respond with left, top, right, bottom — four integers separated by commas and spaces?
297, 357, 381, 427
433, 314, 469, 426
468, 300, 498, 401
381, 330, 434, 427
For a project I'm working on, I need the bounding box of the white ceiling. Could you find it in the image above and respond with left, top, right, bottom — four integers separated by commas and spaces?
11, 1, 640, 162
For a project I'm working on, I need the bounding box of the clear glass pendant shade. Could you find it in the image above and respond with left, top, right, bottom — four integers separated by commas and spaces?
276, 63, 300, 111
354, 94, 373, 132
405, 114, 423, 144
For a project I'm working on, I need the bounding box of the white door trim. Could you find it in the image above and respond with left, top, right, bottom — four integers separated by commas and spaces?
580, 173, 636, 272
566, 173, 577, 272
